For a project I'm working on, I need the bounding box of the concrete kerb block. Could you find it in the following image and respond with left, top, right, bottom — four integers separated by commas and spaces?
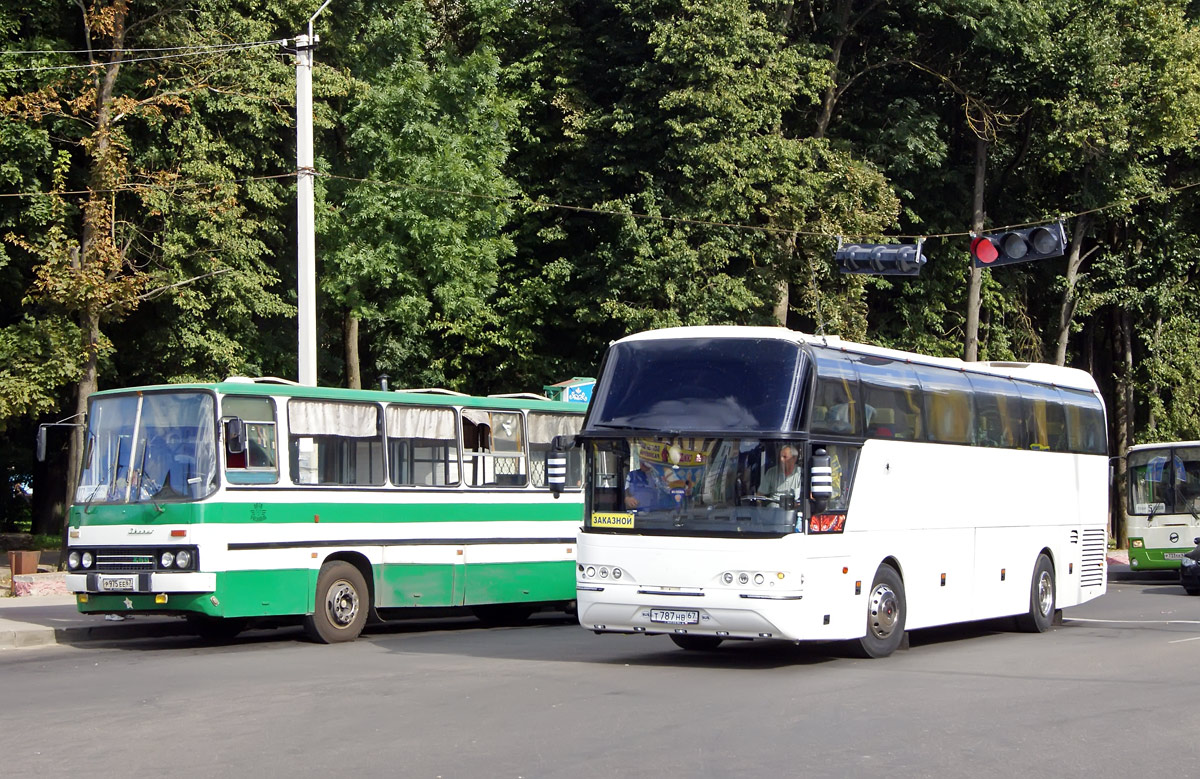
11, 571, 69, 597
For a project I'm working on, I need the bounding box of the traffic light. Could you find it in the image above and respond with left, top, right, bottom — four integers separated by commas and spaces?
835, 240, 925, 277
971, 222, 1066, 268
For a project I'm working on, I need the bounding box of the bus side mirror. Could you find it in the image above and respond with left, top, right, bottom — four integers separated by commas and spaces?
547, 434, 577, 499
36, 426, 48, 462
224, 418, 246, 455
809, 447, 832, 512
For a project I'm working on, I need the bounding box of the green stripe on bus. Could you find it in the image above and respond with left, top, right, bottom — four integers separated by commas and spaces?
77, 561, 574, 618
73, 500, 581, 526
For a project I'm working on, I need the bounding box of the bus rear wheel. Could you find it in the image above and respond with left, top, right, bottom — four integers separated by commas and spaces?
1016, 554, 1055, 633
304, 561, 369, 643
854, 565, 906, 658
669, 634, 723, 651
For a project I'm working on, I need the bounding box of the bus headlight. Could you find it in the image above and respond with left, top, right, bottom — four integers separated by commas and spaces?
723, 572, 734, 584
68, 551, 80, 570
81, 552, 93, 569
160, 551, 175, 568
1182, 556, 1198, 568
175, 550, 192, 569
1131, 539, 1144, 548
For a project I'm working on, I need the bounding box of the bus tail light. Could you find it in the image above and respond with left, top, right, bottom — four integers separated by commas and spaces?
809, 513, 847, 534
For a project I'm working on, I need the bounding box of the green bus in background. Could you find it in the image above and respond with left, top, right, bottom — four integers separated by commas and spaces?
1126, 441, 1200, 571
58, 378, 585, 642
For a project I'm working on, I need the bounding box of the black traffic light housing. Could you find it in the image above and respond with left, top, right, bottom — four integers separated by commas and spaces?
971, 222, 1066, 268
835, 238, 925, 277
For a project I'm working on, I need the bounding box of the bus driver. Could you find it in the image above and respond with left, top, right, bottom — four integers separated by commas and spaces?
759, 444, 802, 502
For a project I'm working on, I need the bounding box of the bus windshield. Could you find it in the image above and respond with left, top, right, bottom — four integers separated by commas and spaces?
586, 337, 806, 433
76, 391, 218, 504
1129, 445, 1200, 516
587, 437, 805, 537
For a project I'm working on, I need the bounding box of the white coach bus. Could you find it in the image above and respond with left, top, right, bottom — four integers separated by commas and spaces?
567, 326, 1108, 658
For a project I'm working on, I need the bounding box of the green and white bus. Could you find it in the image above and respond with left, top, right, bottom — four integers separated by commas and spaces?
1126, 441, 1200, 570
61, 378, 585, 642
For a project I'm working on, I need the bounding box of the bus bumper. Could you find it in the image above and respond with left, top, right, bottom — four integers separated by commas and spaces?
65, 572, 217, 594
577, 582, 859, 642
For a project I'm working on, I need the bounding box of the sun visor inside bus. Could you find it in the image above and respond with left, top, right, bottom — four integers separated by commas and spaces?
584, 338, 806, 434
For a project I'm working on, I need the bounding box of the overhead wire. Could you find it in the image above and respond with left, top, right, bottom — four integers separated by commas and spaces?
0, 168, 1198, 245
0, 39, 287, 75
1, 41, 289, 56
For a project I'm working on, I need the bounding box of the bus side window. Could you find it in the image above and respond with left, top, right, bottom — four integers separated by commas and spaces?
1178, 450, 1200, 512
917, 365, 973, 445
809, 350, 861, 436
1018, 383, 1068, 452
966, 373, 1023, 449
528, 412, 584, 488
386, 405, 459, 486
223, 396, 279, 485
288, 399, 384, 486
463, 410, 528, 487
855, 356, 922, 441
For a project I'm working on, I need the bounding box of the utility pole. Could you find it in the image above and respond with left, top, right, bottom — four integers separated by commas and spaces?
294, 0, 332, 387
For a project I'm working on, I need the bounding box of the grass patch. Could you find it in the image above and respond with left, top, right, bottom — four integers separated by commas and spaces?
0, 533, 62, 553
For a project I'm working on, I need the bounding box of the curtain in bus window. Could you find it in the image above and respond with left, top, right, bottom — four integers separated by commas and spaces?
917, 366, 973, 444
809, 350, 861, 436
1017, 383, 1067, 451
289, 400, 378, 437
386, 405, 459, 486
1059, 388, 1108, 455
965, 373, 1023, 448
853, 356, 923, 440
529, 413, 584, 487
385, 405, 456, 439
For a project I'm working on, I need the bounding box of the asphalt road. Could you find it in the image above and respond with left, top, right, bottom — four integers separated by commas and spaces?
2, 579, 1199, 778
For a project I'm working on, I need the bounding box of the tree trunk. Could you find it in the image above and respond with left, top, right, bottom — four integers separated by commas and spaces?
963, 137, 986, 361
813, 0, 852, 139
1111, 307, 1133, 548
1052, 214, 1092, 365
1146, 313, 1162, 433
62, 2, 128, 547
344, 310, 361, 389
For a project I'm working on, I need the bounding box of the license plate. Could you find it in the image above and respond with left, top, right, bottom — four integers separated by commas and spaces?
99, 576, 136, 592
650, 608, 699, 625
1164, 553, 1186, 560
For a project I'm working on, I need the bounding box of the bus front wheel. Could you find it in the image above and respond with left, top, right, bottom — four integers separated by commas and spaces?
304, 561, 369, 643
1016, 554, 1055, 633
854, 565, 906, 658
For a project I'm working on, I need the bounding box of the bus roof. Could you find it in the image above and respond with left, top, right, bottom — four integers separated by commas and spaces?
612, 326, 1100, 393
1128, 440, 1200, 453
88, 379, 586, 413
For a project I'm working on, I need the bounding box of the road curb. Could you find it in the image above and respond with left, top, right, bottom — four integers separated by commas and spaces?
0, 618, 191, 650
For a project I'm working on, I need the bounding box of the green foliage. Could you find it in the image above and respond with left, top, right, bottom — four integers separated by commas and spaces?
0, 0, 1199, 506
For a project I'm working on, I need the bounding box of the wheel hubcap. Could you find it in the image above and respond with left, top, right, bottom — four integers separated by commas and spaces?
326, 579, 359, 628
869, 583, 899, 639
1036, 570, 1054, 617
